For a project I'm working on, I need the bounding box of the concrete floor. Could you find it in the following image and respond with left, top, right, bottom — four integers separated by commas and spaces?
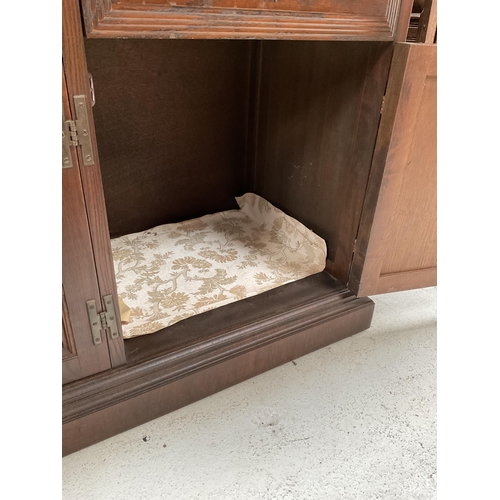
62, 286, 437, 500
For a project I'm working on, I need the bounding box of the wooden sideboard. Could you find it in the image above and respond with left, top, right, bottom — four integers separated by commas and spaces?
62, 0, 436, 455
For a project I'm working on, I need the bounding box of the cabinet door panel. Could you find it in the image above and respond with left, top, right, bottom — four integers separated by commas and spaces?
63, 0, 127, 368
349, 42, 436, 296
63, 68, 112, 384
80, 0, 412, 41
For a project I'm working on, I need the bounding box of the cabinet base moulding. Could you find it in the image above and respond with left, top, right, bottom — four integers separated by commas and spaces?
62, 272, 374, 456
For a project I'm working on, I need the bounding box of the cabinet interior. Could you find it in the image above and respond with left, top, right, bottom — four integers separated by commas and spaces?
84, 38, 391, 345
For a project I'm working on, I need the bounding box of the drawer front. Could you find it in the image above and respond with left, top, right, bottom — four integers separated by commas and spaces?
81, 0, 408, 40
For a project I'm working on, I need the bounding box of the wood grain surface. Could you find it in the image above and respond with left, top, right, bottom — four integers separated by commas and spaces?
349, 42, 437, 296
79, 0, 405, 40
63, 272, 374, 455
415, 0, 437, 44
63, 0, 126, 366
253, 41, 393, 284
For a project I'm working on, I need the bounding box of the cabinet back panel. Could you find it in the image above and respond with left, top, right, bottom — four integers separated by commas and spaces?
254, 41, 392, 283
84, 39, 252, 238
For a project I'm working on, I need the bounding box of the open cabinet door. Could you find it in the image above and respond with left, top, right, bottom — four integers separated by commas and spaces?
62, 67, 113, 384
63, 0, 126, 373
349, 42, 437, 296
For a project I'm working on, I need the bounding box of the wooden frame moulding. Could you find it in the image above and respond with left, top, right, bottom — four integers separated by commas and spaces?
63, 272, 374, 455
80, 0, 413, 41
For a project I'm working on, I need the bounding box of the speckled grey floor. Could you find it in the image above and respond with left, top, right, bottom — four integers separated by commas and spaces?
62, 286, 437, 500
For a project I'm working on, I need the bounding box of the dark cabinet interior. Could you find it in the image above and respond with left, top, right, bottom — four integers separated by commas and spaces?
62, 0, 435, 455
85, 38, 390, 285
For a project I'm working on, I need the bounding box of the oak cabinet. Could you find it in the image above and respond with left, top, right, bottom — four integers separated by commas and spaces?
62, 0, 435, 455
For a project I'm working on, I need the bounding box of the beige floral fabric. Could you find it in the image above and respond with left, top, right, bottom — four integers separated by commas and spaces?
111, 193, 326, 339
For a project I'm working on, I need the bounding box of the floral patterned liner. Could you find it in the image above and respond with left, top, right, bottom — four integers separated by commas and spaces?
112, 193, 327, 339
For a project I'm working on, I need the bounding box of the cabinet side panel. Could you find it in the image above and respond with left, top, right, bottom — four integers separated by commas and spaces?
254, 41, 392, 284
80, 0, 402, 40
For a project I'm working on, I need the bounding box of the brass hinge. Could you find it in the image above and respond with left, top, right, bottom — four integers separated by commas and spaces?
88, 73, 96, 107
86, 295, 120, 345
62, 95, 95, 169
62, 112, 74, 169
380, 95, 386, 115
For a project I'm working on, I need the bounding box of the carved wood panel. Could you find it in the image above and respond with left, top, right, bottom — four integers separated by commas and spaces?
349, 42, 437, 296
80, 0, 410, 40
